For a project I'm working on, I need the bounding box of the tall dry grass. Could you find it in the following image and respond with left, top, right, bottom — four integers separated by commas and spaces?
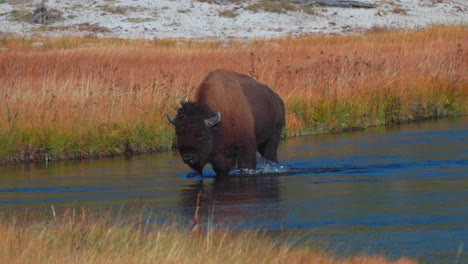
0, 208, 417, 264
0, 25, 466, 163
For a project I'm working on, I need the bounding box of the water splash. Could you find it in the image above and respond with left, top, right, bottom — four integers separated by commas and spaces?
182, 158, 288, 179
230, 157, 288, 176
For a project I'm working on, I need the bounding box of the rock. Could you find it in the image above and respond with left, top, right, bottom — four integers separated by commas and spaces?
290, 0, 375, 8
317, 0, 375, 8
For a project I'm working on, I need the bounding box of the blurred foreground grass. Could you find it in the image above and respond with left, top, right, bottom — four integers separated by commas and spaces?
0, 207, 417, 264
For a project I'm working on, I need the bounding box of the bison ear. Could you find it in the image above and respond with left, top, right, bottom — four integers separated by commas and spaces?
166, 113, 176, 125
204, 112, 221, 128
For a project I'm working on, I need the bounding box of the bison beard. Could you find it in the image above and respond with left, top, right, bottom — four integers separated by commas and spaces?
167, 69, 285, 177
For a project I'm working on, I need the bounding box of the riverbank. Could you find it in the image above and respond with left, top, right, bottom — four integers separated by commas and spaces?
0, 25, 467, 164
0, 208, 416, 264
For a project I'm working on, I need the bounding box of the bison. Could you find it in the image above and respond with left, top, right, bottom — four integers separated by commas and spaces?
167, 69, 285, 177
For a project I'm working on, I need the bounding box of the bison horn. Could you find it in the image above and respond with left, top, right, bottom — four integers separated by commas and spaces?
166, 113, 176, 125
204, 112, 221, 128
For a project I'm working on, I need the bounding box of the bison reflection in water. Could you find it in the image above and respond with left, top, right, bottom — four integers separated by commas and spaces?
167, 69, 285, 177
180, 177, 283, 226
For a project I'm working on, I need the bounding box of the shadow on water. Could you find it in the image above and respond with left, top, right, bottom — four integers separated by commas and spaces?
0, 117, 467, 263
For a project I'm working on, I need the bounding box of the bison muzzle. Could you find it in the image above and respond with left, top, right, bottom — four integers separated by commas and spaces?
167, 69, 285, 177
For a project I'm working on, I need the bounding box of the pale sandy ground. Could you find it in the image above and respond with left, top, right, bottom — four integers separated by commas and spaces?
0, 0, 466, 40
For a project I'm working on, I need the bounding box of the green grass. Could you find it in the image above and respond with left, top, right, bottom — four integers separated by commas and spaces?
219, 9, 239, 18
245, 1, 299, 14
0, 118, 174, 163
122, 17, 155, 23
97, 4, 139, 14
9, 9, 33, 23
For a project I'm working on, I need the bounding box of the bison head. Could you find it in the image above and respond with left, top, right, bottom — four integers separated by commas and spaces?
167, 102, 221, 175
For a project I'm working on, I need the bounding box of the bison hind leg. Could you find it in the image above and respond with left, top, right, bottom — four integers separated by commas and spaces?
257, 131, 281, 164
237, 144, 257, 170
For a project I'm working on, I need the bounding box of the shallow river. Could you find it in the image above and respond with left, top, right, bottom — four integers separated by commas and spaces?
1, 118, 467, 263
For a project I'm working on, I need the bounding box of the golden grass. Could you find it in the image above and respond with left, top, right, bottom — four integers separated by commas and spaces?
0, 25, 466, 163
0, 208, 417, 264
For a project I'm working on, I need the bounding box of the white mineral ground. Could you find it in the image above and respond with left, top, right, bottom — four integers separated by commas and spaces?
0, 0, 466, 40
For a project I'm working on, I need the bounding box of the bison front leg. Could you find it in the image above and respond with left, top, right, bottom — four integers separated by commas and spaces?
211, 153, 235, 177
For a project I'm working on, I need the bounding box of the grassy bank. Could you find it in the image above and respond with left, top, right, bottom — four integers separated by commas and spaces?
0, 208, 416, 264
0, 25, 466, 163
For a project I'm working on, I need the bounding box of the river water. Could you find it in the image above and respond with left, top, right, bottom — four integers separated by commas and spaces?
1, 118, 467, 263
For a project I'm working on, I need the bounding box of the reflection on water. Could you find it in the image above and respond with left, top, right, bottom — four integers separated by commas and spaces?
0, 117, 467, 264
180, 176, 284, 228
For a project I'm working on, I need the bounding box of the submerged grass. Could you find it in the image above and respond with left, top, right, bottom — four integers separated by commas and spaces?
0, 208, 417, 264
0, 25, 466, 163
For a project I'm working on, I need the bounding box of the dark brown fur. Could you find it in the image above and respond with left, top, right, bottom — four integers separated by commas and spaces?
168, 69, 285, 177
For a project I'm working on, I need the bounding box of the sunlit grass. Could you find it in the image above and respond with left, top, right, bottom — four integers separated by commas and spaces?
0, 25, 466, 163
0, 208, 417, 264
